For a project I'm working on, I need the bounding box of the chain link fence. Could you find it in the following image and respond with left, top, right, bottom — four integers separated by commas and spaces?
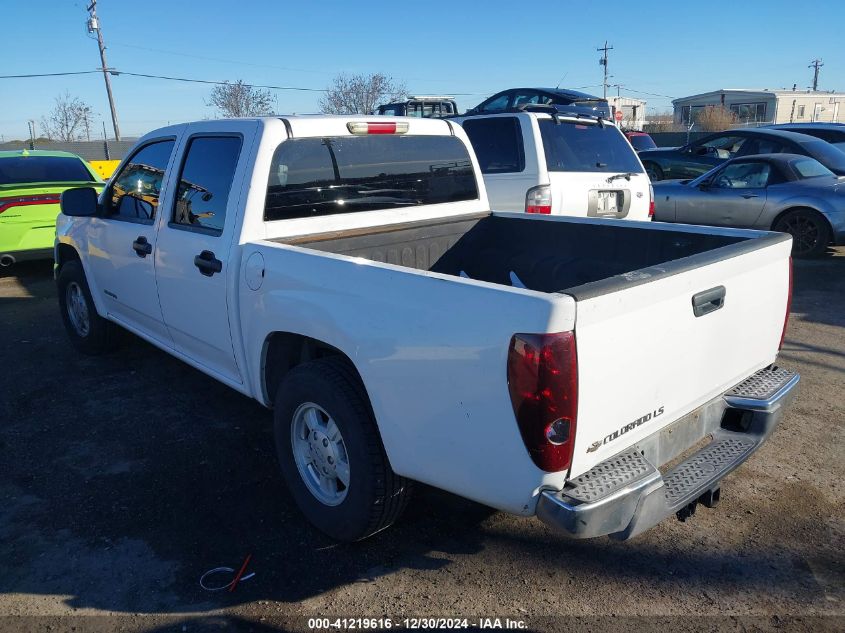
0, 140, 135, 161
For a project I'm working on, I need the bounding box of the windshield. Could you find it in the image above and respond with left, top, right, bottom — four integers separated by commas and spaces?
791, 158, 834, 179
264, 135, 479, 221
0, 155, 95, 185
538, 120, 643, 173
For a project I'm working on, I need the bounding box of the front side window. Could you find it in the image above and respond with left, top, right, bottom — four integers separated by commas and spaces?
264, 135, 478, 221
461, 117, 525, 173
712, 162, 771, 189
695, 135, 747, 159
538, 120, 642, 173
171, 136, 242, 233
108, 140, 175, 221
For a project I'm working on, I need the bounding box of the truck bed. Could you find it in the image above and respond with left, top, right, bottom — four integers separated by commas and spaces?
274, 212, 791, 479
274, 212, 775, 298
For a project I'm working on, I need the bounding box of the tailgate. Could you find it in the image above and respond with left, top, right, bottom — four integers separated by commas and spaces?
568, 233, 792, 477
548, 171, 650, 220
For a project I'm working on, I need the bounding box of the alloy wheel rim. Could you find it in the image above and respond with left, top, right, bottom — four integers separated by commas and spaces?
290, 402, 350, 506
783, 216, 819, 255
66, 282, 90, 337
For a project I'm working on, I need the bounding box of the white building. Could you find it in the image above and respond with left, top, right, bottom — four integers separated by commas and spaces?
673, 89, 845, 125
608, 96, 647, 130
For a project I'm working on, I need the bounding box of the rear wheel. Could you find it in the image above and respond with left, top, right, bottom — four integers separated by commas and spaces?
57, 261, 115, 354
773, 209, 830, 258
644, 162, 664, 181
274, 357, 412, 541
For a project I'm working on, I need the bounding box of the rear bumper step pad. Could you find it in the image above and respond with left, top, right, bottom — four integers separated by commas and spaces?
537, 365, 799, 540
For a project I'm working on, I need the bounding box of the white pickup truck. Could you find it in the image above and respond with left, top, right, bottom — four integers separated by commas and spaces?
56, 116, 799, 542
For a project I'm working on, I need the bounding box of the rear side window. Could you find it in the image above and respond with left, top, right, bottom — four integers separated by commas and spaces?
461, 117, 525, 174
264, 135, 479, 221
538, 120, 642, 173
171, 136, 242, 233
791, 158, 833, 179
0, 156, 93, 185
108, 140, 175, 221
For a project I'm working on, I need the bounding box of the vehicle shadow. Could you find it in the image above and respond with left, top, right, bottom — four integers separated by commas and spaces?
789, 249, 845, 331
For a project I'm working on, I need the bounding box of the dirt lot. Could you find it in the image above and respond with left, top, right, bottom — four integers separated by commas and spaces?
0, 251, 843, 633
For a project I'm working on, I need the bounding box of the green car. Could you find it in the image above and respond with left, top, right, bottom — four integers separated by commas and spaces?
0, 149, 103, 265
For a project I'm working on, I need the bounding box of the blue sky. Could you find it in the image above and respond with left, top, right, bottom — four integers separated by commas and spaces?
1, 0, 842, 140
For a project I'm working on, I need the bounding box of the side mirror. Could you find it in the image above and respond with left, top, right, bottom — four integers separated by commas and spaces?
60, 187, 99, 217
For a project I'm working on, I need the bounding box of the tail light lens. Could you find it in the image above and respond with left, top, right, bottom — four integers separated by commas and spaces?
648, 184, 655, 218
525, 185, 552, 214
779, 257, 793, 349
0, 194, 61, 215
507, 332, 578, 472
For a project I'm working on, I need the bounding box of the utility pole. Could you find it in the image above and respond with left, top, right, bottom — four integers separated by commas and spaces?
597, 41, 613, 99
87, 1, 121, 141
809, 58, 823, 91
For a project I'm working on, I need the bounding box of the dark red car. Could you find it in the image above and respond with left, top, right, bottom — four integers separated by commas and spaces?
624, 131, 657, 151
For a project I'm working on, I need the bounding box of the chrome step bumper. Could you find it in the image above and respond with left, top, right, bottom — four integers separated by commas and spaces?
537, 366, 799, 540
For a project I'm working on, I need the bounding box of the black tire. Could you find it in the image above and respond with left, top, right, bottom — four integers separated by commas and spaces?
773, 209, 831, 258
644, 162, 664, 181
57, 260, 115, 355
274, 357, 412, 541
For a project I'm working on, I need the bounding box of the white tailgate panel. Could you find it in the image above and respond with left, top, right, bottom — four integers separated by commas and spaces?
570, 239, 791, 477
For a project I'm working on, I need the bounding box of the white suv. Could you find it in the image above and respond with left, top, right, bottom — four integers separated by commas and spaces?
452, 109, 653, 220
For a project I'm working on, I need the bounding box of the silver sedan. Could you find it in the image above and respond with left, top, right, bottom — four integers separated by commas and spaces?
653, 154, 845, 257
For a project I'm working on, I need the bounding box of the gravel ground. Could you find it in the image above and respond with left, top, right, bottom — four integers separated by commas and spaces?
0, 251, 842, 633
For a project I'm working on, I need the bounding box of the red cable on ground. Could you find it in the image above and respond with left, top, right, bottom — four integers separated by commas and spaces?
228, 553, 252, 593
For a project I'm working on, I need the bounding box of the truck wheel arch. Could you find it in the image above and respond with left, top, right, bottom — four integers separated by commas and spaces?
55, 243, 81, 272
261, 332, 369, 409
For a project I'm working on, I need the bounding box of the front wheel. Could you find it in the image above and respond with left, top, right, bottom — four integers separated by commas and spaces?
57, 260, 115, 355
773, 209, 831, 258
274, 357, 412, 541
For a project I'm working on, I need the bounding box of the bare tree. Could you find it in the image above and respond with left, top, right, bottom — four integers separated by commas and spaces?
208, 80, 274, 118
40, 93, 96, 141
694, 106, 736, 132
319, 73, 407, 115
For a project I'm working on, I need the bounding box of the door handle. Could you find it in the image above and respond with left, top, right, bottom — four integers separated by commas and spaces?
132, 236, 152, 257
193, 250, 223, 277
692, 285, 726, 317
741, 193, 759, 199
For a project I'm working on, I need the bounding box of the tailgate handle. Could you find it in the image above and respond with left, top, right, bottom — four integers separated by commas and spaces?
692, 286, 726, 317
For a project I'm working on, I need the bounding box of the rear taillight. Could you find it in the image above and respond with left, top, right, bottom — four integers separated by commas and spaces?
346, 121, 409, 135
648, 184, 655, 218
0, 194, 61, 215
507, 332, 578, 472
779, 257, 793, 350
525, 185, 552, 214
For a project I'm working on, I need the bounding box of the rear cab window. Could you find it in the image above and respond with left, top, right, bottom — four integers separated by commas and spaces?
264, 134, 479, 221
538, 119, 642, 173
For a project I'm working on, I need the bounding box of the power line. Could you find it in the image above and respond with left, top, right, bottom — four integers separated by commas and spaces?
116, 71, 329, 92
0, 71, 101, 78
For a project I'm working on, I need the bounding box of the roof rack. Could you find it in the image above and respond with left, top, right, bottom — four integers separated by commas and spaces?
455, 103, 607, 124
